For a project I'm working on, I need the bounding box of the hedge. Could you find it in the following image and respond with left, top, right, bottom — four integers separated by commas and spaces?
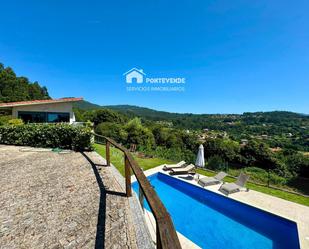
0, 123, 92, 151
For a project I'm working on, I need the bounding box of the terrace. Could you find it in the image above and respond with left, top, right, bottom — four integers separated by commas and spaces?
0, 145, 155, 248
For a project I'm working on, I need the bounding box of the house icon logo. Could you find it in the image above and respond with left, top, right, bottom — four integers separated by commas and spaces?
123, 68, 146, 83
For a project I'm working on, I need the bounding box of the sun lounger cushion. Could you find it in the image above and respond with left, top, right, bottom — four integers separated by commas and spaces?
163, 161, 186, 170
198, 171, 227, 187
169, 164, 195, 175
198, 177, 219, 187
219, 182, 240, 194
219, 173, 249, 195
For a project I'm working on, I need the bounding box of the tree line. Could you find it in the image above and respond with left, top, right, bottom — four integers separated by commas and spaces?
0, 63, 50, 103
75, 108, 309, 180
89, 104, 309, 152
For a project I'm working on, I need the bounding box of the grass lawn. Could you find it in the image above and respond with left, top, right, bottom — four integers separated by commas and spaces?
94, 143, 173, 176
196, 168, 309, 207
94, 143, 309, 207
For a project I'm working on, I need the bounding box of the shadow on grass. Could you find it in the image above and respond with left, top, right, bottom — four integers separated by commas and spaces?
81, 152, 126, 249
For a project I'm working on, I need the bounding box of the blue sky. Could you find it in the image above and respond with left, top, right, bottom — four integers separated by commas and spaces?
0, 0, 308, 114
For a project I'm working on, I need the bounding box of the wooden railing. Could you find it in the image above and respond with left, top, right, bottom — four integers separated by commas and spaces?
94, 133, 181, 249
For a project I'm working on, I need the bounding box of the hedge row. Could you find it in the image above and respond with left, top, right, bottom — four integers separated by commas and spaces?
0, 123, 92, 151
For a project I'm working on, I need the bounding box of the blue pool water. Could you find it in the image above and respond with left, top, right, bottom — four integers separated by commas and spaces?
132, 173, 300, 249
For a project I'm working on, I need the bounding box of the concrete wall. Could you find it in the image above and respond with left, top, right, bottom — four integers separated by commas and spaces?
12, 102, 75, 123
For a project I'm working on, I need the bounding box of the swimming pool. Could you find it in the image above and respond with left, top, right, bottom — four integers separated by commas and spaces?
132, 172, 300, 249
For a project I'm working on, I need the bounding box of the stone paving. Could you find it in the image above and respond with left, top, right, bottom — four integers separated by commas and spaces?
0, 145, 150, 249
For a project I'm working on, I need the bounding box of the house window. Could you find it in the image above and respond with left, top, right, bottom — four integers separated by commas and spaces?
18, 111, 70, 123
47, 113, 70, 123
18, 112, 46, 123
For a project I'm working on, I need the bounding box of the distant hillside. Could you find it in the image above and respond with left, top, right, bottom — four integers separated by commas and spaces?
74, 101, 179, 119
74, 100, 309, 151
75, 100, 308, 122
104, 105, 308, 128
102, 104, 180, 120
73, 100, 102, 110
74, 101, 308, 129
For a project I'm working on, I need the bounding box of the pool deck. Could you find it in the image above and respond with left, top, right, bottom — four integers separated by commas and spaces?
0, 145, 153, 249
134, 165, 309, 249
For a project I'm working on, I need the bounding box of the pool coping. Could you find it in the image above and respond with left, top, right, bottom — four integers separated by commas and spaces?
131, 165, 309, 249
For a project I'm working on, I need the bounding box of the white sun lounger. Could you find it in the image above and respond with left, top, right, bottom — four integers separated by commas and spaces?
169, 164, 195, 175
219, 172, 250, 195
163, 161, 186, 171
198, 171, 227, 187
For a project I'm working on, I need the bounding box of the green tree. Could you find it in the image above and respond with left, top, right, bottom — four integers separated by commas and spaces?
0, 63, 50, 103
278, 149, 309, 177
95, 122, 128, 144
83, 109, 127, 125
207, 155, 228, 171
29, 82, 49, 100
124, 118, 155, 149
152, 125, 169, 146
204, 138, 240, 163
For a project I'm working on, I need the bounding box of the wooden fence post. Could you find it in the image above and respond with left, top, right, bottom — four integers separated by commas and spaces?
106, 140, 110, 166
124, 154, 132, 197
93, 134, 181, 249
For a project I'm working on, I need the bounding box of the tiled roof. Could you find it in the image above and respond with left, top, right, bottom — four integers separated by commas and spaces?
0, 97, 83, 108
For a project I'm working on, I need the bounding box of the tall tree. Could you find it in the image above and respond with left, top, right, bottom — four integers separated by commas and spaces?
0, 63, 50, 103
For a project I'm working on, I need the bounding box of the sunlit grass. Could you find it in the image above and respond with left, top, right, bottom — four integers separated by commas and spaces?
94, 143, 173, 176
196, 168, 309, 207
94, 143, 309, 207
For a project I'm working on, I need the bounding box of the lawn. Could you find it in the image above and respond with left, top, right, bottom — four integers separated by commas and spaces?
196, 168, 309, 207
94, 143, 309, 207
94, 143, 173, 176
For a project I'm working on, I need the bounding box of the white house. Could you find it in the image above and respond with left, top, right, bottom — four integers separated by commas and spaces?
123, 68, 145, 83
0, 97, 83, 124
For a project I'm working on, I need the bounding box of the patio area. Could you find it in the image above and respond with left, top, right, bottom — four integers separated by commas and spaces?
0, 145, 153, 249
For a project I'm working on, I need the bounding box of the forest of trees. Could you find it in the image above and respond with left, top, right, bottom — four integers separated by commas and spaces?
84, 104, 308, 152
75, 107, 309, 182
0, 63, 50, 103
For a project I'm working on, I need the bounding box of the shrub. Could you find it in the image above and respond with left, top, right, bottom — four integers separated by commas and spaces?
207, 155, 228, 171
0, 123, 92, 151
95, 122, 128, 144
269, 172, 288, 186
140, 146, 195, 164
0, 115, 13, 126
83, 109, 127, 125
0, 116, 24, 126
8, 118, 23, 126
124, 118, 155, 149
228, 167, 288, 186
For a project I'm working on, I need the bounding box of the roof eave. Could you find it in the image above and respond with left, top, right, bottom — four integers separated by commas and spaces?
0, 98, 83, 108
